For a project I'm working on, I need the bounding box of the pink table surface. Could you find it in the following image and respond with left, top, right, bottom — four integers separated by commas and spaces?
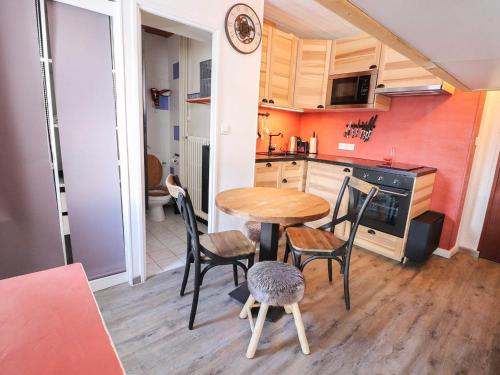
0, 263, 124, 375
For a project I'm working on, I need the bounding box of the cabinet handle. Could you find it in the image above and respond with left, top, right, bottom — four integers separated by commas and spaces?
367, 229, 376, 235
317, 104, 324, 109
291, 161, 297, 166
369, 64, 377, 69
266, 162, 272, 168
282, 178, 288, 183
343, 168, 350, 173
269, 99, 275, 104
376, 84, 385, 88
262, 98, 268, 103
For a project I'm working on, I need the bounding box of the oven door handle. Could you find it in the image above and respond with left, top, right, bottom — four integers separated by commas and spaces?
378, 189, 409, 197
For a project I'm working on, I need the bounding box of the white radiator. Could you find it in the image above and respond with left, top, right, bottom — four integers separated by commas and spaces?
185, 136, 210, 219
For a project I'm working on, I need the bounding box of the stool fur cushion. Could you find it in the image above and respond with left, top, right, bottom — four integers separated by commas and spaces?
247, 261, 304, 306
243, 221, 261, 243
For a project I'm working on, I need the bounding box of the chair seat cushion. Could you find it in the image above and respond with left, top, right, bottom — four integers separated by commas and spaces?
286, 227, 346, 253
247, 261, 304, 306
199, 230, 255, 259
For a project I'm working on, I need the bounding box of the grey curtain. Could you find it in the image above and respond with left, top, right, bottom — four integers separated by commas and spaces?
0, 0, 65, 279
47, 1, 126, 279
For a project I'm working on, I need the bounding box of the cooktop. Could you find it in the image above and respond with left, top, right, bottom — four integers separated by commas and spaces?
376, 161, 424, 171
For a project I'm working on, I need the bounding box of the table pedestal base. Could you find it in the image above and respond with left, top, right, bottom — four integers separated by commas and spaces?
229, 281, 285, 322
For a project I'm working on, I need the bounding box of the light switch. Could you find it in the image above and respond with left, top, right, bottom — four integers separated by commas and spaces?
339, 143, 355, 151
221, 124, 231, 135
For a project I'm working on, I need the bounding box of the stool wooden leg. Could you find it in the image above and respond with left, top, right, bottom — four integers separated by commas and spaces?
291, 303, 310, 355
246, 303, 269, 359
239, 295, 255, 319
284, 305, 292, 314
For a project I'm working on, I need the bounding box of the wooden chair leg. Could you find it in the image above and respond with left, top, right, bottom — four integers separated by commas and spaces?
180, 254, 191, 297
328, 259, 333, 283
188, 262, 201, 330
291, 303, 310, 355
246, 303, 269, 359
284, 305, 292, 314
233, 264, 239, 286
239, 295, 255, 319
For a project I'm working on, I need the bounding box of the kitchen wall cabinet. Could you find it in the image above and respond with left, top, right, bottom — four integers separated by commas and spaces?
330, 34, 382, 75
305, 162, 352, 239
263, 28, 298, 107
259, 22, 273, 102
293, 39, 332, 109
254, 160, 305, 191
377, 45, 446, 88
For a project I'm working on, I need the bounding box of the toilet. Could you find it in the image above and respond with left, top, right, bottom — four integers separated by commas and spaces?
147, 154, 171, 222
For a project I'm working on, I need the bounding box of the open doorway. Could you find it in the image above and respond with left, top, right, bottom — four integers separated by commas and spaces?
140, 11, 212, 278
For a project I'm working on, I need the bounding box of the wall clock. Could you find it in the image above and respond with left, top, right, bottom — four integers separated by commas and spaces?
225, 3, 262, 54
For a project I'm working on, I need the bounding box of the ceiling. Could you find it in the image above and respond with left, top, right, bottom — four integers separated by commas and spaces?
141, 11, 211, 42
343, 0, 500, 91
264, 0, 361, 39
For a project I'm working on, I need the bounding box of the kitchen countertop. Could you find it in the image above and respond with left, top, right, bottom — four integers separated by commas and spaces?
255, 153, 437, 177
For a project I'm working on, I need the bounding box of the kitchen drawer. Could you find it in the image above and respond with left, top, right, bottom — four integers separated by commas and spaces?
351, 225, 404, 261
281, 160, 304, 177
255, 161, 281, 188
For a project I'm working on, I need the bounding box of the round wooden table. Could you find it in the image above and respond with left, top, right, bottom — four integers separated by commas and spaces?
216, 187, 330, 261
216, 187, 330, 319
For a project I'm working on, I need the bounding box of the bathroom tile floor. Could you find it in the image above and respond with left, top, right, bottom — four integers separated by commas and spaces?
146, 205, 207, 278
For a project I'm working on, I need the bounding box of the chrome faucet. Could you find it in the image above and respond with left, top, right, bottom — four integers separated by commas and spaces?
267, 132, 282, 155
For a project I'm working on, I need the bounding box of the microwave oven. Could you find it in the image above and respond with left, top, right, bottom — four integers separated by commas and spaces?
326, 70, 378, 109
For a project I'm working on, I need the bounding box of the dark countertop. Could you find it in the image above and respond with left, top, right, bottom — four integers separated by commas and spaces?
255, 153, 437, 177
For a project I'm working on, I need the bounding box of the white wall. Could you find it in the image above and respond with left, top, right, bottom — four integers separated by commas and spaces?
143, 32, 171, 177
458, 91, 500, 251
187, 38, 211, 139
122, 0, 263, 281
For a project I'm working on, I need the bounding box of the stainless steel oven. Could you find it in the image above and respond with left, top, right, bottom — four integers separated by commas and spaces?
326, 70, 377, 109
350, 168, 414, 238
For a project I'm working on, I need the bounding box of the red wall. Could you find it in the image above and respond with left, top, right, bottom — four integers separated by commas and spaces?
256, 108, 301, 153
299, 91, 485, 250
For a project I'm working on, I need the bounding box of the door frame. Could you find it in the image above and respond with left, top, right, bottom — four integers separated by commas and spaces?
122, 1, 220, 283
477, 153, 500, 261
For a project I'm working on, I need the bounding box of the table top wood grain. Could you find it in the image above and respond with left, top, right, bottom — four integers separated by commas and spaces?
215, 187, 330, 225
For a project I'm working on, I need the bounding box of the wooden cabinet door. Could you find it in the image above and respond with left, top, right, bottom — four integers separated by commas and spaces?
255, 161, 281, 188
259, 22, 273, 102
293, 39, 332, 109
305, 162, 352, 238
330, 34, 381, 75
267, 28, 298, 107
378, 45, 443, 88
280, 160, 306, 191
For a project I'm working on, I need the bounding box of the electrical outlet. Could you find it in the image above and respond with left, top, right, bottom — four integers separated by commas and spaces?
339, 143, 355, 151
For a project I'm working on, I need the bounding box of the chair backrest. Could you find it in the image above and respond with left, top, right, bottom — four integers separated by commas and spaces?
165, 174, 201, 260
330, 175, 378, 244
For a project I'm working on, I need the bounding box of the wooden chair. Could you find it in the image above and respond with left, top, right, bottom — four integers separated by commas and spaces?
166, 175, 256, 329
284, 176, 378, 310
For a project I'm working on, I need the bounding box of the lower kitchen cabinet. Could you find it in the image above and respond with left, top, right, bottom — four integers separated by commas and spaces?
254, 160, 306, 191
305, 162, 352, 238
255, 161, 281, 188
280, 160, 306, 190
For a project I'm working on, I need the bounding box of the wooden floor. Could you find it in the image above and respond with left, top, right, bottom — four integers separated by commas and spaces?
96, 248, 500, 375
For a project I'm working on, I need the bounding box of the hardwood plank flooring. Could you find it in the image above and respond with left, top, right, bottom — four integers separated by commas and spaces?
95, 248, 500, 375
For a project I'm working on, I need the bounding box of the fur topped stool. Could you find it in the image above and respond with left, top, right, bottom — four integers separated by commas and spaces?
239, 261, 309, 358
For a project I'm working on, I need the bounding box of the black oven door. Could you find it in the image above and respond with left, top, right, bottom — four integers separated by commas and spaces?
350, 186, 411, 238
330, 74, 371, 105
